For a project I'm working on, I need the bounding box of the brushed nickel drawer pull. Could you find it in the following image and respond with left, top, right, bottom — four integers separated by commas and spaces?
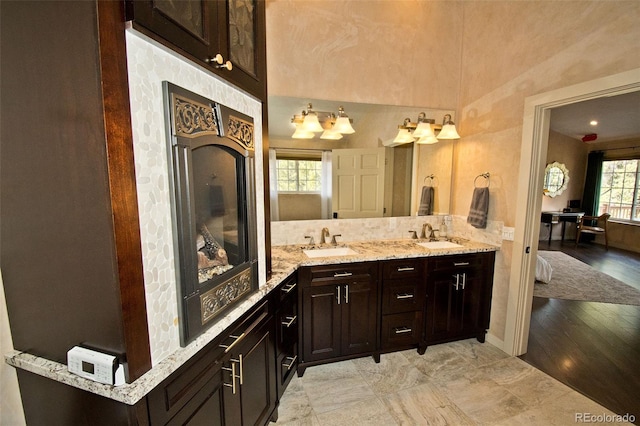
220, 332, 246, 353
397, 266, 415, 272
283, 355, 298, 370
333, 272, 353, 277
454, 262, 470, 267
394, 327, 412, 334
282, 282, 297, 294
281, 315, 297, 328
396, 293, 414, 299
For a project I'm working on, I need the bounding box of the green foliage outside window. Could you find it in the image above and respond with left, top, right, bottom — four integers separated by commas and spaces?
599, 159, 640, 221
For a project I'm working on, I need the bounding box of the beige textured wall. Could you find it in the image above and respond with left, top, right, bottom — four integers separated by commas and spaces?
266, 0, 640, 343
266, 0, 463, 108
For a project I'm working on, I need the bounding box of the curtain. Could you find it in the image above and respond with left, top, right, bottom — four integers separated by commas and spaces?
321, 151, 332, 219
582, 151, 604, 216
268, 149, 279, 221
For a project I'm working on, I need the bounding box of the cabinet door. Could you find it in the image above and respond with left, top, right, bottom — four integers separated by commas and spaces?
455, 272, 483, 335
302, 284, 341, 362
127, 0, 222, 62
167, 370, 225, 425
426, 270, 483, 342
425, 275, 457, 341
341, 280, 378, 356
224, 314, 277, 426
223, 0, 267, 99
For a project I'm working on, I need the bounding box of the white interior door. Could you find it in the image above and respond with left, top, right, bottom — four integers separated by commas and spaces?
332, 148, 386, 219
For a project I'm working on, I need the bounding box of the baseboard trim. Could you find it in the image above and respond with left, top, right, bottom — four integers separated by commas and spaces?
485, 332, 505, 352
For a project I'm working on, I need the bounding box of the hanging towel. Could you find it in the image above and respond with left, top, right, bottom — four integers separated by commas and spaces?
467, 187, 489, 228
418, 186, 434, 216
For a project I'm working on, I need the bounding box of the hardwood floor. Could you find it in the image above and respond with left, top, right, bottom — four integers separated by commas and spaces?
520, 240, 640, 423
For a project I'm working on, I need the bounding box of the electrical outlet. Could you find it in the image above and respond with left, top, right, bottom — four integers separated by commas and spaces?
502, 227, 515, 241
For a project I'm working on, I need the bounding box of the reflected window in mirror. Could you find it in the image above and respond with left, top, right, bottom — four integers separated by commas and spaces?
543, 161, 569, 197
269, 149, 332, 221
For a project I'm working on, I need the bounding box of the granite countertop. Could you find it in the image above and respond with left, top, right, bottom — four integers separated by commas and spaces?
5, 237, 498, 405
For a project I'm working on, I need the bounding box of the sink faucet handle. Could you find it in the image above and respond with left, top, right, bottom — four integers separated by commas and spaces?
331, 234, 342, 245
304, 235, 315, 245
408, 230, 418, 239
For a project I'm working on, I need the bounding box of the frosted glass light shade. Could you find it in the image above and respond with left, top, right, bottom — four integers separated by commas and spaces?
437, 123, 460, 139
393, 128, 415, 144
301, 113, 324, 133
412, 122, 436, 138
417, 134, 439, 144
292, 125, 314, 139
320, 128, 343, 140
333, 116, 355, 134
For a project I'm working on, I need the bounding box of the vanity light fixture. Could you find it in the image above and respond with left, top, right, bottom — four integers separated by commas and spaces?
320, 126, 343, 140
291, 103, 355, 139
332, 106, 355, 134
392, 119, 417, 144
437, 114, 461, 139
291, 123, 315, 139
392, 112, 442, 145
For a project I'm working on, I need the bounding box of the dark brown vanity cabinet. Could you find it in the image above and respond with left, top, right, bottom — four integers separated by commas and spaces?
275, 273, 298, 399
126, 0, 267, 99
424, 252, 496, 345
379, 258, 426, 352
298, 262, 378, 374
147, 300, 277, 425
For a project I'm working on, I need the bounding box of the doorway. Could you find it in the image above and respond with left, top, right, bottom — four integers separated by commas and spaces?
503, 68, 640, 357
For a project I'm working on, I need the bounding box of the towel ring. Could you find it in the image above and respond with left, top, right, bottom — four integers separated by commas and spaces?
423, 174, 437, 186
474, 172, 490, 188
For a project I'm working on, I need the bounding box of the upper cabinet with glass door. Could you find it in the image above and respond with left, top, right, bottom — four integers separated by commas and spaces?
126, 0, 267, 100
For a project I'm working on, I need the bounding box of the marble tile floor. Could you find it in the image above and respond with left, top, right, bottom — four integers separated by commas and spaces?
275, 339, 630, 425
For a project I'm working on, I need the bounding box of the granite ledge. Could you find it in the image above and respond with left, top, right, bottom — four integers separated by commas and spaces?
4, 237, 497, 404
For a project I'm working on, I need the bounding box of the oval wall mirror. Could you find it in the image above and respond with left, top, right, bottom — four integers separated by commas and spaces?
543, 161, 569, 197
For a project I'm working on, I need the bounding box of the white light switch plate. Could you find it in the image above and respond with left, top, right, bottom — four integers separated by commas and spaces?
502, 227, 515, 241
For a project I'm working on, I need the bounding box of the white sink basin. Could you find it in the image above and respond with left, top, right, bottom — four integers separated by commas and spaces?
416, 241, 463, 249
303, 247, 359, 258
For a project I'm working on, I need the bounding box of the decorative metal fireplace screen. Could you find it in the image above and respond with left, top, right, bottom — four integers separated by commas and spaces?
164, 83, 258, 346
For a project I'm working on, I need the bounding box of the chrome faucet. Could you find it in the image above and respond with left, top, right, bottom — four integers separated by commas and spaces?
320, 227, 330, 244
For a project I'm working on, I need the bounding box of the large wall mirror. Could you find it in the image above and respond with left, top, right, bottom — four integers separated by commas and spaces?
543, 161, 570, 197
268, 96, 456, 221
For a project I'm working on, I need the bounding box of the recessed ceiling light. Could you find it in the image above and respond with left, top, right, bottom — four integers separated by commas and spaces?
590, 120, 598, 126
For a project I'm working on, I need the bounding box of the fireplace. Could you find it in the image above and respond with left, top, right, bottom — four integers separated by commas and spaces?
164, 83, 258, 345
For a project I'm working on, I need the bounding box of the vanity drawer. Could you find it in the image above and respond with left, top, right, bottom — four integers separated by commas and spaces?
302, 262, 377, 285
430, 254, 484, 272
382, 258, 424, 280
381, 311, 423, 349
382, 279, 426, 314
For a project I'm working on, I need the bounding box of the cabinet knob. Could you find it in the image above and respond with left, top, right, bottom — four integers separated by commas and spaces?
206, 53, 224, 65
217, 60, 233, 71
205, 54, 233, 71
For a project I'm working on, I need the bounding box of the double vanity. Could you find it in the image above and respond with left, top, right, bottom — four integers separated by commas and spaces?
275, 237, 497, 377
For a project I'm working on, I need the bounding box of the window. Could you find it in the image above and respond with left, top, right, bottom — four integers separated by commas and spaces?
276, 158, 322, 192
598, 159, 640, 221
